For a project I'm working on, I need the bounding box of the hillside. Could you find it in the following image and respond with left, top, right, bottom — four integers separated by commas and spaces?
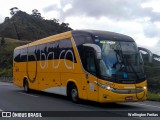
0, 38, 28, 76
0, 9, 72, 76
0, 10, 72, 41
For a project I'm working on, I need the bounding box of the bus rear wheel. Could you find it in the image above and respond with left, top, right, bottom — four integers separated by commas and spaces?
24, 80, 30, 93
70, 85, 79, 103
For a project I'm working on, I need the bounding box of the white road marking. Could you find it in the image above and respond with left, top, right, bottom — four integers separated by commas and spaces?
18, 92, 39, 97
132, 102, 160, 109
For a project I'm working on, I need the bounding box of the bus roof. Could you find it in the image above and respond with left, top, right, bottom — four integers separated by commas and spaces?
15, 30, 134, 50
15, 31, 72, 50
72, 30, 134, 42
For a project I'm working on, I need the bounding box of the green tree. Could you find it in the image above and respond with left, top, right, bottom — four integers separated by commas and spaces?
4, 17, 10, 23
31, 9, 42, 19
10, 7, 19, 16
1, 37, 5, 45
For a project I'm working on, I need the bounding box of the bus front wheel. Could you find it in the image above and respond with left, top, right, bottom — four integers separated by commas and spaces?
23, 80, 30, 93
70, 84, 79, 103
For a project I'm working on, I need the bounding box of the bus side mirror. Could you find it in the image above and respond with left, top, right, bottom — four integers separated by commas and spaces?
83, 44, 102, 59
138, 47, 153, 63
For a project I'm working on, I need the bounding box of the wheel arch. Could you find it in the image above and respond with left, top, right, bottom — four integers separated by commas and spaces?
66, 80, 82, 98
23, 76, 28, 87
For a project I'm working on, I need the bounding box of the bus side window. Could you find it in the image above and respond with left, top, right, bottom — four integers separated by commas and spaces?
85, 52, 96, 75
20, 48, 27, 62
14, 49, 21, 62
28, 46, 36, 61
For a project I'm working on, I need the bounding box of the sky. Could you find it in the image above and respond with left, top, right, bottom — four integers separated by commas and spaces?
0, 0, 160, 55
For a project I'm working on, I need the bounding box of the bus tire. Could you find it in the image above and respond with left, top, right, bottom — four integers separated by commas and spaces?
70, 84, 79, 103
23, 80, 30, 93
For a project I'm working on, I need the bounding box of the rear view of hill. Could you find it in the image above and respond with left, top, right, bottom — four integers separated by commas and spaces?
0, 10, 72, 41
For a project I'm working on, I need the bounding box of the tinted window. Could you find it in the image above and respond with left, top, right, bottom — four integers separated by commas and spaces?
36, 44, 47, 61
14, 49, 21, 62
73, 34, 93, 46
59, 39, 75, 62
73, 35, 93, 68
28, 46, 36, 61
20, 48, 27, 62
47, 42, 54, 60
52, 41, 59, 60
14, 38, 76, 63
85, 52, 96, 75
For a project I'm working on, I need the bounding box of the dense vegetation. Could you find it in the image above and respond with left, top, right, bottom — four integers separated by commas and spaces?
0, 10, 72, 41
0, 9, 72, 75
0, 38, 28, 76
143, 54, 160, 93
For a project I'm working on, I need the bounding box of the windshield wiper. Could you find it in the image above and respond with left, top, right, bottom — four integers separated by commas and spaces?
100, 75, 112, 79
124, 56, 139, 81
112, 43, 127, 73
117, 42, 139, 82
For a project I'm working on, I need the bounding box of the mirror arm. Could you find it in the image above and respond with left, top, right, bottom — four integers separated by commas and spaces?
83, 43, 102, 59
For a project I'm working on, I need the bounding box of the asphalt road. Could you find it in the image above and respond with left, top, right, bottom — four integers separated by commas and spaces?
0, 82, 159, 120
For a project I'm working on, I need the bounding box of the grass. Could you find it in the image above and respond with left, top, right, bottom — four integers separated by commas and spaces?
0, 68, 12, 76
147, 91, 160, 101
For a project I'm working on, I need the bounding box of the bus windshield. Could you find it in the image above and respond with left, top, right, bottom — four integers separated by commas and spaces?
96, 40, 145, 83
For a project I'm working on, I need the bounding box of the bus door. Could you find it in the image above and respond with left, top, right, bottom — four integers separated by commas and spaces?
83, 47, 99, 101
27, 45, 38, 89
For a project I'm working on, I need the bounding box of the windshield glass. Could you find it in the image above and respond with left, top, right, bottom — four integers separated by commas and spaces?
96, 40, 145, 83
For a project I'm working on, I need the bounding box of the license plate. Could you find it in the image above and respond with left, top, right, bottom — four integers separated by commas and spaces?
125, 96, 133, 101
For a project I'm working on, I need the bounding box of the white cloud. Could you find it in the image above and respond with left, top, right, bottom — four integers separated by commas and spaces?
65, 16, 158, 47
134, 34, 159, 47
0, 0, 60, 20
62, 0, 160, 55
44, 11, 60, 20
63, 4, 72, 12
143, 22, 160, 38
142, 0, 160, 13
56, 0, 160, 22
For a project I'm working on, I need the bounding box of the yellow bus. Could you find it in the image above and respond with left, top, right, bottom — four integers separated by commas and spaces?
13, 30, 147, 103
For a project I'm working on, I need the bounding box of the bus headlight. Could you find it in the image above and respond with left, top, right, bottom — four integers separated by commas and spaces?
100, 84, 107, 89
94, 81, 111, 90
143, 86, 147, 90
106, 86, 111, 90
